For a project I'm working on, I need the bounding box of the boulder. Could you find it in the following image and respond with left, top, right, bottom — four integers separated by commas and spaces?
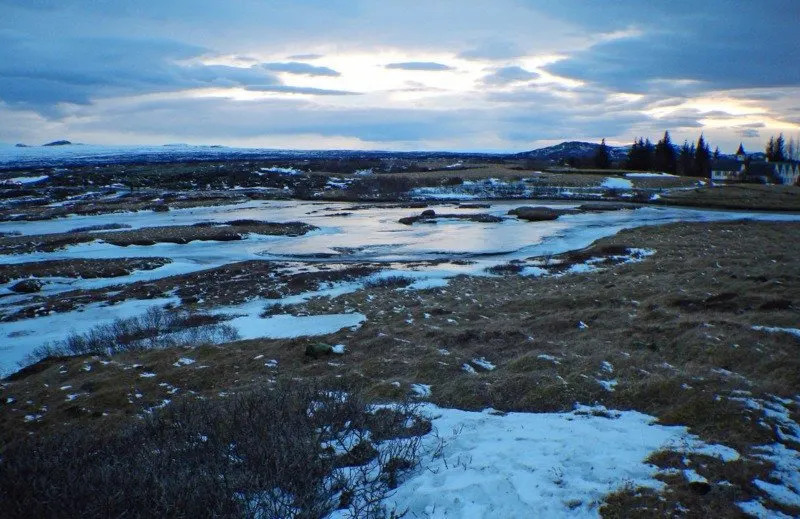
10, 279, 43, 293
509, 206, 561, 221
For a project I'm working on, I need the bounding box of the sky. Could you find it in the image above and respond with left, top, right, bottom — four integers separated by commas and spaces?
1, 0, 799, 153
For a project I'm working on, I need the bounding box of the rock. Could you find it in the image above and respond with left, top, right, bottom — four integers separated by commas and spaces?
420, 209, 436, 217
305, 342, 333, 359
10, 279, 43, 293
149, 204, 170, 212
459, 203, 491, 209
399, 213, 503, 225
509, 206, 562, 221
577, 203, 628, 212
687, 481, 712, 495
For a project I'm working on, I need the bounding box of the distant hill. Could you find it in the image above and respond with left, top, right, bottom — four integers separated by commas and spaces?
43, 140, 73, 147
515, 141, 629, 162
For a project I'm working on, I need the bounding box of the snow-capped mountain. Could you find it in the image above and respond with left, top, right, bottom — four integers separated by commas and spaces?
514, 141, 630, 161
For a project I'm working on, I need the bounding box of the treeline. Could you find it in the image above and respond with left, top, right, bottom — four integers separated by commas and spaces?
765, 133, 800, 162
624, 132, 716, 177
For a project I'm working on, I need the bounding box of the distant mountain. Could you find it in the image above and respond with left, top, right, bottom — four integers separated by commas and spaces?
515, 141, 629, 162
43, 140, 73, 147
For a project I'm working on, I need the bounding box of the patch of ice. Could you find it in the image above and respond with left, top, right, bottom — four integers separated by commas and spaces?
752, 326, 800, 339
737, 499, 793, 519
752, 443, 800, 508
471, 357, 496, 371
578, 321, 589, 329
462, 363, 477, 375
537, 354, 561, 364
597, 379, 618, 392
331, 344, 346, 354
683, 469, 708, 484
601, 177, 634, 190
221, 302, 367, 340
139, 372, 156, 378
0, 175, 49, 185
386, 404, 740, 518
411, 384, 432, 397
173, 357, 195, 366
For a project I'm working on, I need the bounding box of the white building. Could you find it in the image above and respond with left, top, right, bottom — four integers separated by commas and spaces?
773, 162, 800, 186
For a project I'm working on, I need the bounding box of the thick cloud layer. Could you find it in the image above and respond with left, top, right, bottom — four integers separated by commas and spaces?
0, 0, 798, 151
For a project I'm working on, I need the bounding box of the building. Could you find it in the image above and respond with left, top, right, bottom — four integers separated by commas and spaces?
773, 162, 800, 186
709, 143, 799, 185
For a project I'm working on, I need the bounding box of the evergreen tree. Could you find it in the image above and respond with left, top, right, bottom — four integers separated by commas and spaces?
678, 140, 693, 176
644, 139, 654, 170
653, 131, 677, 173
626, 137, 654, 170
693, 134, 711, 177
788, 137, 797, 162
593, 138, 611, 169
774, 133, 786, 162
766, 136, 776, 161
713, 146, 720, 161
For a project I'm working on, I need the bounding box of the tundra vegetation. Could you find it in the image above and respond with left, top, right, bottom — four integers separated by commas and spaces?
1, 145, 800, 517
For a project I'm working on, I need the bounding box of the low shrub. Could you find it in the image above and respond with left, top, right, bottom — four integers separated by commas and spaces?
67, 223, 132, 233
0, 382, 426, 519
22, 306, 239, 366
363, 276, 414, 289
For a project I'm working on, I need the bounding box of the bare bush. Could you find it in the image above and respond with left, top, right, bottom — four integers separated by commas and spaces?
0, 382, 426, 519
363, 276, 414, 290
22, 306, 239, 366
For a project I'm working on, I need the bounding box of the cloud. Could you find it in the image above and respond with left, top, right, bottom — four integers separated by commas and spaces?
458, 39, 525, 61
1, 0, 797, 152
261, 62, 340, 77
245, 85, 361, 96
545, 2, 800, 93
285, 54, 325, 60
0, 32, 284, 109
737, 129, 761, 138
482, 66, 540, 85
385, 62, 454, 72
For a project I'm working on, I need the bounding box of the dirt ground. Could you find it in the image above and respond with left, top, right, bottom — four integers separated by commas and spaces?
659, 183, 800, 211
1, 219, 798, 517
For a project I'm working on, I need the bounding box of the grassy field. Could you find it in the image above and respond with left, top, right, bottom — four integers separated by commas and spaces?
2, 220, 799, 517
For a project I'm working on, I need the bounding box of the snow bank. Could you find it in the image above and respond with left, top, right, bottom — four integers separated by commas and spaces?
0, 296, 179, 376
385, 405, 739, 518
601, 177, 634, 190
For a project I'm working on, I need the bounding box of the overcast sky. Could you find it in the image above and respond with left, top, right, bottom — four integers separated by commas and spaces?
1, 0, 799, 152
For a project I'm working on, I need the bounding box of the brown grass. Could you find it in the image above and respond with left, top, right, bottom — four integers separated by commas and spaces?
660, 183, 800, 211
2, 220, 799, 516
0, 221, 315, 255
0, 258, 171, 284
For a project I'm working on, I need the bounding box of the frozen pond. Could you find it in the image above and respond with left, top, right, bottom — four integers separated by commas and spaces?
2, 199, 799, 374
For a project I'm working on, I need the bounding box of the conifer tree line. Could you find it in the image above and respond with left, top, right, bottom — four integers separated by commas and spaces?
622, 131, 712, 177
765, 133, 800, 162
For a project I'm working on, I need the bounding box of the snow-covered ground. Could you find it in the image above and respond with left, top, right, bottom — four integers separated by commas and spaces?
2, 200, 800, 374
373, 404, 739, 518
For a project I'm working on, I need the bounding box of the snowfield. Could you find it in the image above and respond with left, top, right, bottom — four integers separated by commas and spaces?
377, 404, 739, 518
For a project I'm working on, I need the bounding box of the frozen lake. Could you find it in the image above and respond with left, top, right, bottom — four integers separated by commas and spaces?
2, 199, 799, 374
